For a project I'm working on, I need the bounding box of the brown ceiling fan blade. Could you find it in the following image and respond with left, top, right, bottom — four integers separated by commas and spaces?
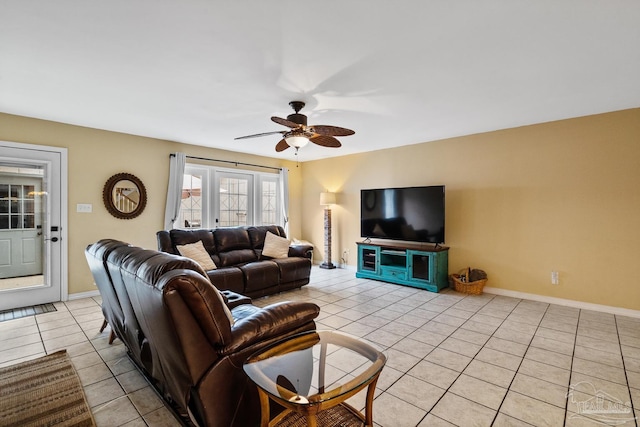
234, 130, 284, 140
275, 139, 290, 152
310, 135, 341, 148
271, 116, 300, 129
310, 125, 355, 137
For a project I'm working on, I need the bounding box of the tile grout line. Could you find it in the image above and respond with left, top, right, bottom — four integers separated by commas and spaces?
415, 293, 508, 427
401, 293, 502, 426
313, 278, 454, 420
484, 299, 548, 427
68, 298, 154, 426
614, 314, 639, 427
563, 307, 580, 427
380, 292, 525, 426
318, 277, 572, 426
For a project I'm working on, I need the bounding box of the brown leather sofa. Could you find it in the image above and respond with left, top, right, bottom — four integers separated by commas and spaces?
157, 225, 313, 298
85, 239, 320, 427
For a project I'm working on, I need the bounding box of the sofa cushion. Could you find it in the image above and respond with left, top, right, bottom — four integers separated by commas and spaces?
214, 228, 257, 267
247, 225, 283, 250
239, 261, 279, 292
169, 229, 216, 254
262, 231, 290, 259
271, 257, 312, 284
176, 241, 217, 270
206, 267, 245, 294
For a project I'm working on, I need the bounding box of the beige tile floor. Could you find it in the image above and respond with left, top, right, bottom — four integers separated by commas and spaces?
1, 267, 639, 426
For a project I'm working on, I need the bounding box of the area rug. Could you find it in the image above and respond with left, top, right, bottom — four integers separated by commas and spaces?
0, 350, 96, 427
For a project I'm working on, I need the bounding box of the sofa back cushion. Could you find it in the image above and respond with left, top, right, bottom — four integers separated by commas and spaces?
167, 229, 215, 250
104, 244, 159, 372
130, 250, 232, 341
214, 227, 257, 267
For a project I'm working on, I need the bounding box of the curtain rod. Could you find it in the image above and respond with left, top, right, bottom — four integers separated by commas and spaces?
171, 154, 282, 172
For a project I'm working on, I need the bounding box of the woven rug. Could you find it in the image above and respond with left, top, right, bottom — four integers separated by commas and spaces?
0, 350, 96, 427
275, 404, 364, 427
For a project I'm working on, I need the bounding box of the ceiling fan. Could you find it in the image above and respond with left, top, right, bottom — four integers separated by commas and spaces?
234, 101, 355, 152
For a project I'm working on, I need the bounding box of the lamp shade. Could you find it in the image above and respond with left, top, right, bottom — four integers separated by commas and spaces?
286, 136, 309, 148
320, 192, 337, 206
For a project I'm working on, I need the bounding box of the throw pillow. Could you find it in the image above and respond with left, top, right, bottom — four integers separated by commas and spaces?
176, 241, 217, 271
262, 231, 290, 259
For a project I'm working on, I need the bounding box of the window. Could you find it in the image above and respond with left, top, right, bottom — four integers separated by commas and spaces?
0, 166, 44, 230
179, 165, 281, 229
260, 176, 278, 225
0, 184, 37, 229
179, 172, 204, 228
218, 172, 252, 227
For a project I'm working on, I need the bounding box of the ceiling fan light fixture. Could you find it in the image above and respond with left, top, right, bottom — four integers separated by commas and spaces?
235, 101, 354, 154
286, 135, 309, 148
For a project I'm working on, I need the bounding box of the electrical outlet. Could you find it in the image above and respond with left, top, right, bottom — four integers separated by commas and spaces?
551, 271, 559, 285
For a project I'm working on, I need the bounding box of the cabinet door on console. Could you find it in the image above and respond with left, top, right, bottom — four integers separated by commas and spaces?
408, 251, 432, 283
358, 245, 380, 275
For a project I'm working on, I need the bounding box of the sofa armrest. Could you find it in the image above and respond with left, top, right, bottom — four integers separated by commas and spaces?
220, 289, 252, 309
288, 244, 313, 259
157, 230, 176, 254
220, 301, 319, 354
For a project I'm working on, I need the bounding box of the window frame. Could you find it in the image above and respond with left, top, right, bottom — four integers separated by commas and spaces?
180, 164, 281, 229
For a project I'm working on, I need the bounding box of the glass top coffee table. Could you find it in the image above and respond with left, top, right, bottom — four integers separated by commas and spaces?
244, 330, 386, 427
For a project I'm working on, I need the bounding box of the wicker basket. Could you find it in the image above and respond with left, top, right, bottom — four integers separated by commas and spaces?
450, 268, 487, 295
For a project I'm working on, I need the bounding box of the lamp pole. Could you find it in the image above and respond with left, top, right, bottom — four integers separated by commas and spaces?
320, 192, 336, 269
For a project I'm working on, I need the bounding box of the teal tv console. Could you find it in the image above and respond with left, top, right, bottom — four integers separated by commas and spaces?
356, 241, 449, 292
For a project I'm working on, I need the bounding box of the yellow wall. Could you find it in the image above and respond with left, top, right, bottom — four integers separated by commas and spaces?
0, 113, 302, 295
3, 109, 639, 310
302, 109, 640, 310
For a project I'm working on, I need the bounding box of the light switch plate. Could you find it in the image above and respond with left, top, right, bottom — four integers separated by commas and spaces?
77, 203, 92, 213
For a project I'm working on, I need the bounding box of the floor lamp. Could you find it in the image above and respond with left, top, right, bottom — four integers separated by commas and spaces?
320, 192, 336, 269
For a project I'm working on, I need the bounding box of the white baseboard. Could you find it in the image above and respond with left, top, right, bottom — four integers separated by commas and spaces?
484, 286, 640, 319
67, 290, 100, 300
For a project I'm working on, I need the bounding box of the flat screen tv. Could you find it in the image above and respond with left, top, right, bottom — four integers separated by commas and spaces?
360, 185, 445, 244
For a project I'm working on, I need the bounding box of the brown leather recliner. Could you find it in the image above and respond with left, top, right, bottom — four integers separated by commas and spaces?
157, 225, 313, 298
85, 239, 320, 427
85, 240, 153, 372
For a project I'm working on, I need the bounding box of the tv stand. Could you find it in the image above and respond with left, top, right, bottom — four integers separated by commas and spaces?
356, 241, 449, 292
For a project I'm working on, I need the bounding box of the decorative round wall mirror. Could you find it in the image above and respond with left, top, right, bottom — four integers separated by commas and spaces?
103, 173, 147, 219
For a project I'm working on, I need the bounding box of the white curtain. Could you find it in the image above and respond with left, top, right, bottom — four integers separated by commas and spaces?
279, 168, 290, 235
164, 152, 186, 230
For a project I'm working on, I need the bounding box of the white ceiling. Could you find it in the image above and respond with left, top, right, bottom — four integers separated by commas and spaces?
2, 1, 639, 162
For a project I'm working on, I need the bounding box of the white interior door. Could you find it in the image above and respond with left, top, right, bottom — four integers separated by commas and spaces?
0, 175, 43, 278
0, 142, 67, 311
